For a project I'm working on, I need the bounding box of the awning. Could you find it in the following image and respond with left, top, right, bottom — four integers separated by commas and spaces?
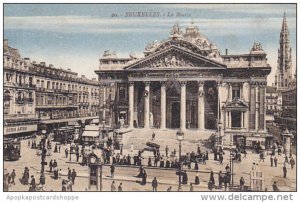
82, 130, 99, 137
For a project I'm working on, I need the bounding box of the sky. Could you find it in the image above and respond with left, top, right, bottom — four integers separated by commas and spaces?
3, 4, 297, 84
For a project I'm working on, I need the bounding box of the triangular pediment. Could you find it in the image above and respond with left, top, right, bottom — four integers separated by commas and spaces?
223, 98, 248, 111
124, 46, 226, 70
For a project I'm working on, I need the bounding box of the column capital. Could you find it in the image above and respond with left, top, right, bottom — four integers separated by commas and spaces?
180, 81, 187, 87
128, 81, 134, 86
160, 81, 167, 87
197, 81, 205, 86
144, 81, 151, 86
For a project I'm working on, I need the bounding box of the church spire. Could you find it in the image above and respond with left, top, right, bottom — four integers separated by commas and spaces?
276, 12, 293, 91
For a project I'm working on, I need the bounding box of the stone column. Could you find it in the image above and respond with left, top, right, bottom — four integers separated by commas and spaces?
228, 111, 232, 129
180, 81, 187, 130
249, 82, 256, 130
259, 82, 266, 131
228, 83, 232, 102
128, 82, 134, 128
255, 85, 259, 131
102, 84, 107, 124
241, 112, 244, 128
243, 82, 250, 130
198, 81, 205, 130
144, 82, 150, 128
160, 81, 166, 129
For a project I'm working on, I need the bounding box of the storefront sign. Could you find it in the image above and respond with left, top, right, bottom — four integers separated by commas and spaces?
4, 125, 37, 135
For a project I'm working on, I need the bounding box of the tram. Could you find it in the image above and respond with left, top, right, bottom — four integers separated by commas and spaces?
4, 139, 21, 161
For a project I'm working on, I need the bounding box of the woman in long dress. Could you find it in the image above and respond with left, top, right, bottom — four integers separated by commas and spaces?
195, 171, 200, 185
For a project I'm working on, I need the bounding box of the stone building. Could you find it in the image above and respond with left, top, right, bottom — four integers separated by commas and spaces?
265, 86, 278, 123
95, 23, 272, 148
275, 13, 294, 112
3, 39, 99, 137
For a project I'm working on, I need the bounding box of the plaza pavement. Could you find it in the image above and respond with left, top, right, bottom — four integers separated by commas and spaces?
4, 128, 297, 191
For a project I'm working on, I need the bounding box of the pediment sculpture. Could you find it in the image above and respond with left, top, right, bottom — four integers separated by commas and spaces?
147, 54, 196, 68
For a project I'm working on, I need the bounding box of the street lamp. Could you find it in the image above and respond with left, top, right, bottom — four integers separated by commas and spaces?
217, 121, 222, 146
229, 134, 234, 186
40, 130, 47, 185
176, 129, 184, 185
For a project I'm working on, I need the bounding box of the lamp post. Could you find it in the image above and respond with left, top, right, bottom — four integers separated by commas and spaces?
40, 129, 47, 185
176, 129, 184, 185
217, 121, 222, 146
229, 134, 234, 186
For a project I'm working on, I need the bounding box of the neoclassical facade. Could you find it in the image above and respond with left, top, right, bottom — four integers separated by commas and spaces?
95, 24, 272, 147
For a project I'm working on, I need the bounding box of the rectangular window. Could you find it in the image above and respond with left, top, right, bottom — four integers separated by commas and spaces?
232, 86, 240, 99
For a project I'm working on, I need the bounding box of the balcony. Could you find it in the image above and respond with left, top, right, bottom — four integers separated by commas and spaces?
15, 98, 26, 104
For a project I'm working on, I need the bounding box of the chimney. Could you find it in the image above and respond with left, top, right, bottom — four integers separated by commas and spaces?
67, 68, 71, 72
225, 49, 228, 55
81, 75, 86, 79
40, 62, 46, 66
32, 61, 36, 64
49, 64, 54, 68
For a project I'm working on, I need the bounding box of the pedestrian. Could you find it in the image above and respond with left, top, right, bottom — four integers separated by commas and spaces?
111, 181, 116, 192
290, 157, 295, 169
197, 144, 201, 155
195, 171, 200, 185
10, 169, 16, 185
118, 182, 123, 191
28, 140, 31, 148
167, 186, 172, 191
218, 171, 223, 189
141, 170, 147, 185
239, 177, 245, 191
58, 144, 61, 153
152, 177, 158, 191
270, 155, 274, 167
209, 171, 215, 186
274, 156, 278, 167
76, 152, 80, 162
65, 148, 69, 158
285, 155, 289, 164
54, 144, 58, 153
110, 164, 115, 178
39, 173, 45, 185
272, 181, 280, 191
49, 159, 53, 173
205, 151, 209, 160
194, 162, 199, 170
165, 145, 169, 157
152, 132, 155, 141
148, 157, 152, 167
182, 170, 188, 184
68, 168, 71, 180
71, 169, 77, 184
62, 180, 67, 192
208, 180, 214, 191
243, 150, 247, 158
283, 164, 287, 178
219, 154, 224, 165
53, 160, 57, 168
29, 175, 36, 191
190, 183, 194, 192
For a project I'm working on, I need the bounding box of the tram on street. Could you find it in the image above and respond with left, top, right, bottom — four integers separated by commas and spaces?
4, 139, 21, 161
81, 125, 100, 146
53, 126, 75, 144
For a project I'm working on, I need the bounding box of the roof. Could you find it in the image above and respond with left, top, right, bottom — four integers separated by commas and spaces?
266, 86, 277, 93
85, 125, 100, 131
82, 130, 99, 137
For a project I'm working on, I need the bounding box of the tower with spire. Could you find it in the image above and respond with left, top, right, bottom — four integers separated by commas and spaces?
275, 12, 293, 91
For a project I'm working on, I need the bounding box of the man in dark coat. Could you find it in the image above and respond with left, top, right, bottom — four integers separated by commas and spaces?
274, 156, 278, 167
71, 169, 77, 184
270, 155, 274, 167
272, 181, 280, 191
283, 164, 287, 178
110, 164, 115, 178
182, 171, 188, 184
10, 169, 16, 185
67, 168, 72, 180
152, 177, 158, 191
29, 175, 36, 191
49, 160, 53, 173
141, 170, 147, 185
